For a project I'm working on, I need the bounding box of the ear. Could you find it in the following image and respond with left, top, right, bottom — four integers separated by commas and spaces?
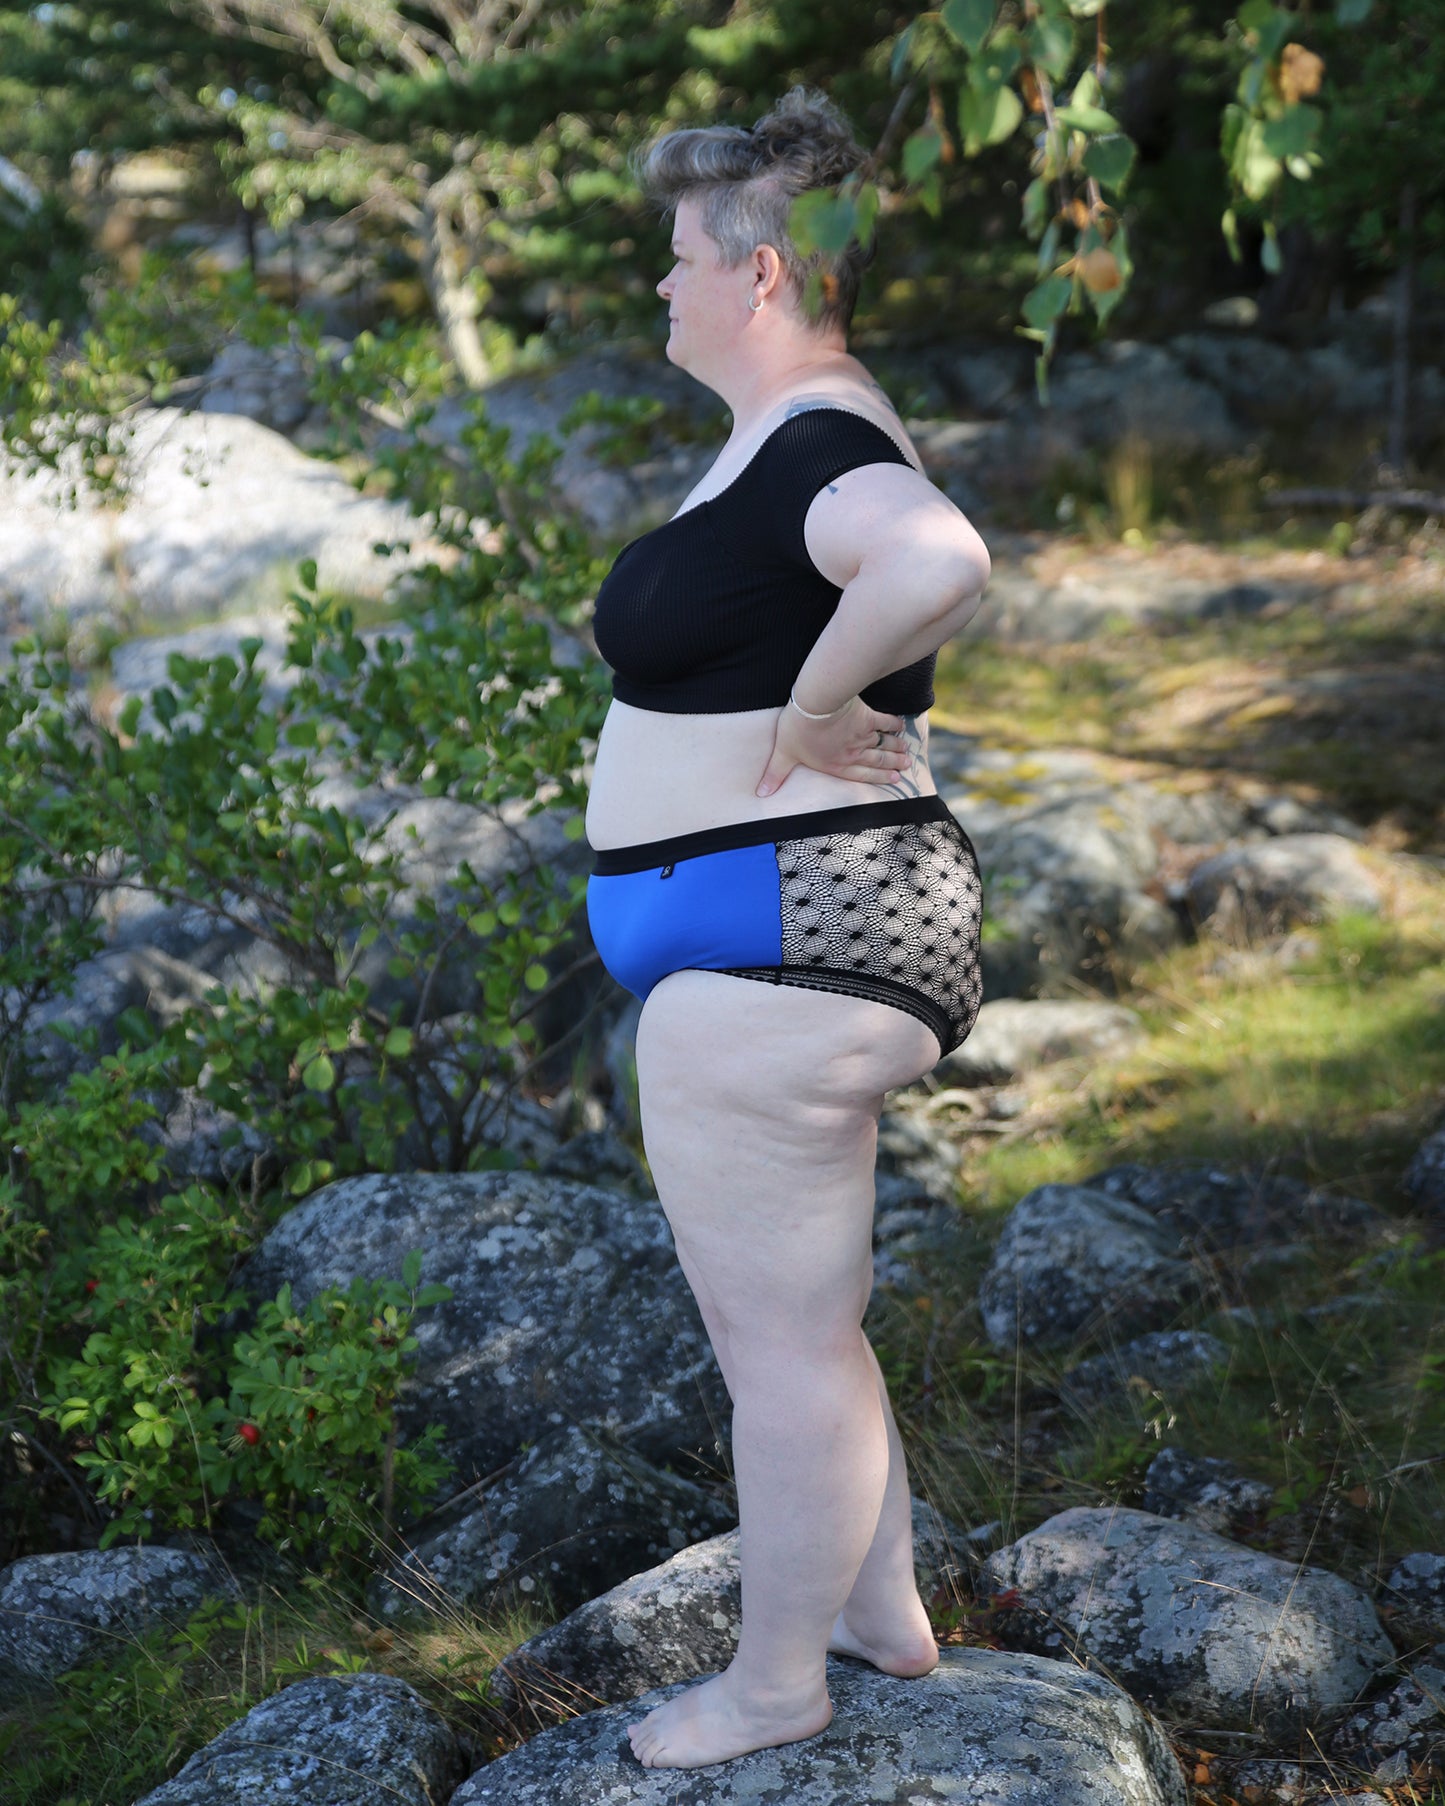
754, 242, 785, 303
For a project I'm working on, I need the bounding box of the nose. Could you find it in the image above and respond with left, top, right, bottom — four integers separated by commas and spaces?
656, 273, 671, 300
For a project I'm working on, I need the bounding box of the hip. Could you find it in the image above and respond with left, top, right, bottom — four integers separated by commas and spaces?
585, 793, 983, 1057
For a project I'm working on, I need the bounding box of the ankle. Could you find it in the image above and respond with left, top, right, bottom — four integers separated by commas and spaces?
724, 1661, 830, 1715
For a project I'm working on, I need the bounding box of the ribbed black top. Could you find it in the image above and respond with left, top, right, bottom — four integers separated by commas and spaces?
591, 407, 938, 716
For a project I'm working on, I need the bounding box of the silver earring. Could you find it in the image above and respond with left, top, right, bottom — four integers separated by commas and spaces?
748, 293, 764, 312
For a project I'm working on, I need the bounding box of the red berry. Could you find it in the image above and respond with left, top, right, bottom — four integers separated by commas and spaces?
84, 1279, 99, 1294
237, 1421, 261, 1446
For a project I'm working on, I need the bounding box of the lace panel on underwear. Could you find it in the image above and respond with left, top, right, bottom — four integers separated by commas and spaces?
725, 816, 983, 1053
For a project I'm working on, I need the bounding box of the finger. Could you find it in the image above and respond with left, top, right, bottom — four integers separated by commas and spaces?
755, 754, 796, 798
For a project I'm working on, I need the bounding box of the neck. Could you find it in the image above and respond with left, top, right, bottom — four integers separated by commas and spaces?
708, 327, 849, 428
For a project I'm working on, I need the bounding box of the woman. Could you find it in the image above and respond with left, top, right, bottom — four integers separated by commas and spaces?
584, 87, 990, 1771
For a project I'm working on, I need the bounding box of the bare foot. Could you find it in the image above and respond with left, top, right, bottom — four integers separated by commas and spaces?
626, 1668, 833, 1770
827, 1607, 940, 1677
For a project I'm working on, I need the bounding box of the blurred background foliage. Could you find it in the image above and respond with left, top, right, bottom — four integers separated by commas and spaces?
1, 0, 1440, 377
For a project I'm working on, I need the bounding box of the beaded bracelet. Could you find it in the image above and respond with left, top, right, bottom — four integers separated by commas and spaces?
789, 687, 851, 721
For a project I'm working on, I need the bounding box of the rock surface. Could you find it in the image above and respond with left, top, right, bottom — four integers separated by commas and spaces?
1381, 1552, 1445, 1651
940, 996, 1144, 1084
492, 1498, 973, 1732
0, 407, 438, 633
1140, 1447, 1274, 1536
455, 1645, 1189, 1806
133, 1672, 465, 1806
236, 1170, 729, 1491
978, 1183, 1200, 1350
0, 1546, 237, 1690
368, 1422, 735, 1625
1186, 833, 1382, 937
1061, 1330, 1229, 1406
1403, 1128, 1445, 1219
1327, 1642, 1445, 1789
981, 1506, 1394, 1731
1084, 1162, 1378, 1254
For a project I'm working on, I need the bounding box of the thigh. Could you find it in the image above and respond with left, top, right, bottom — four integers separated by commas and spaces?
635, 969, 937, 1350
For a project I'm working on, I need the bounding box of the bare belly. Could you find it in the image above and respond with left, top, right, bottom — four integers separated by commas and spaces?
585, 699, 936, 850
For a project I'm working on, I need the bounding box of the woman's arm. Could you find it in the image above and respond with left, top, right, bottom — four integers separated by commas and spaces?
754, 461, 988, 797
794, 460, 990, 707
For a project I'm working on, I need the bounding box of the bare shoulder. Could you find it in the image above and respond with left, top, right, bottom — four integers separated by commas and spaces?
773, 365, 924, 474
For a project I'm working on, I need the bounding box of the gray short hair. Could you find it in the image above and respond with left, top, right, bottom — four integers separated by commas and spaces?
635, 87, 874, 333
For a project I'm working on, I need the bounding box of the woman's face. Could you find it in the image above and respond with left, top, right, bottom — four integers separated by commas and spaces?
656, 195, 753, 376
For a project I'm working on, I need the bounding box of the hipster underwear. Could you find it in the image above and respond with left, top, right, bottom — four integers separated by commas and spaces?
586, 793, 983, 1056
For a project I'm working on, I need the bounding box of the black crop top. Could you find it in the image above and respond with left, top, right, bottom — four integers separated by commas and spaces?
591, 407, 937, 716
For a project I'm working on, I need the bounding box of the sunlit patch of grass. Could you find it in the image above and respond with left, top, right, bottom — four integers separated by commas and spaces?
959, 897, 1445, 1216
936, 584, 1445, 850
0, 1568, 551, 1806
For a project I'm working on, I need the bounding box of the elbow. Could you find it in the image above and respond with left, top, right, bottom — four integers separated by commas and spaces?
925, 539, 990, 625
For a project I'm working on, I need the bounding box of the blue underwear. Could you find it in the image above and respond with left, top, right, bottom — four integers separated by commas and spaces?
586, 794, 983, 1056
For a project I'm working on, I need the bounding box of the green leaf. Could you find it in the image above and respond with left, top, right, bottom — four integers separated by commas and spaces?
903, 128, 945, 184
1261, 223, 1283, 274
853, 181, 881, 248
1335, 0, 1372, 19
1028, 13, 1074, 79
1260, 104, 1321, 159
1054, 103, 1121, 135
788, 190, 857, 258
524, 963, 549, 992
1021, 272, 1074, 328
942, 0, 995, 56
1082, 133, 1136, 193
1021, 177, 1051, 238
302, 1054, 336, 1093
118, 696, 142, 737
1238, 0, 1293, 59
402, 1248, 423, 1289
382, 1026, 413, 1058
890, 21, 919, 82
959, 83, 1024, 154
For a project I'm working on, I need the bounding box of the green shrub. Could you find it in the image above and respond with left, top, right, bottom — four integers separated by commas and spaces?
0, 264, 618, 1558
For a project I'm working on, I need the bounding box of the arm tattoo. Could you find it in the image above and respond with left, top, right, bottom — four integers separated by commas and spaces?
881, 715, 925, 799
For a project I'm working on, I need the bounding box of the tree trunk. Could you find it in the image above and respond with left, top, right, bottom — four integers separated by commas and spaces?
1386, 182, 1416, 477
417, 190, 491, 389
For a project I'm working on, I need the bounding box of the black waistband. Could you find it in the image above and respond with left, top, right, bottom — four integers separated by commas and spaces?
589, 794, 956, 876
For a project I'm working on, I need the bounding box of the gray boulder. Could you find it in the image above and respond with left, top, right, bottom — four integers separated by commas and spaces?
1381, 1553, 1445, 1651
0, 407, 438, 635
368, 1422, 735, 1625
1327, 1641, 1445, 1791
493, 1498, 973, 1733
1403, 1129, 1445, 1218
981, 1506, 1394, 1731
1186, 833, 1382, 938
133, 1672, 465, 1806
940, 997, 1143, 1084
1061, 1330, 1228, 1406
0, 1546, 237, 1689
235, 1170, 729, 1491
1085, 1162, 1378, 1254
958, 784, 1179, 998
454, 1645, 1188, 1806
978, 1184, 1200, 1351
1140, 1448, 1274, 1536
